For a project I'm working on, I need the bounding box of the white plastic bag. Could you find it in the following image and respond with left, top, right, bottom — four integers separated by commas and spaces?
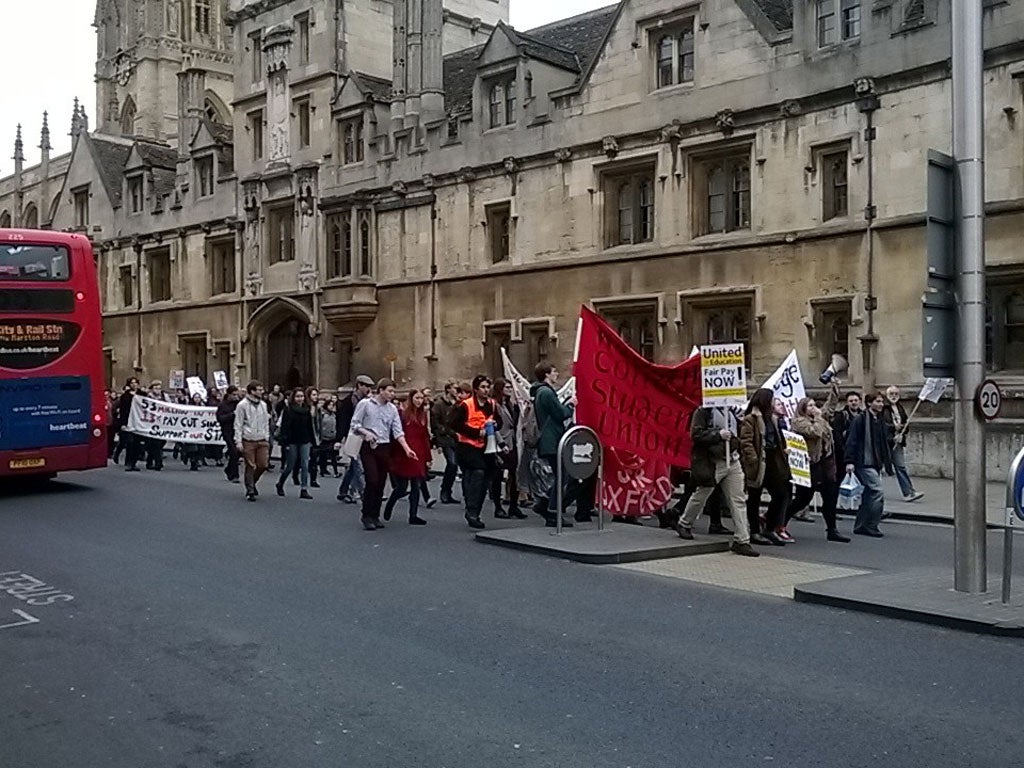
838, 470, 863, 511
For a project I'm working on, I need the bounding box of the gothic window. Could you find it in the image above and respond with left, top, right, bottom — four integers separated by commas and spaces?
486, 74, 516, 129
194, 0, 212, 35
181, 336, 208, 382
484, 325, 513, 380
486, 202, 512, 263
120, 98, 136, 136
208, 238, 235, 295
127, 175, 144, 213
653, 21, 695, 89
296, 99, 311, 149
695, 151, 751, 235
250, 30, 263, 83
72, 186, 90, 229
203, 93, 228, 125
268, 206, 295, 264
704, 305, 752, 371
358, 212, 372, 277
340, 118, 364, 165
817, 0, 860, 47
22, 204, 38, 230
822, 150, 849, 221
295, 13, 311, 65
326, 212, 354, 279
604, 165, 656, 248
815, 303, 852, 363
248, 110, 264, 161
987, 278, 1024, 372
0, 211, 10, 228
119, 265, 134, 308
599, 304, 658, 361
148, 247, 172, 302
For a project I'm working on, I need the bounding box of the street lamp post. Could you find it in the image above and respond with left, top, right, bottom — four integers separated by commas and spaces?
951, 0, 988, 593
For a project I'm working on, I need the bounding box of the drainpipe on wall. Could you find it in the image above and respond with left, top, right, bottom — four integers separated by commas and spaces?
134, 241, 143, 373
427, 198, 439, 362
856, 80, 880, 389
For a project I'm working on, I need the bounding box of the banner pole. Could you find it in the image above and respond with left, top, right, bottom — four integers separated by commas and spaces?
596, 446, 605, 532
719, 408, 731, 467
896, 399, 922, 441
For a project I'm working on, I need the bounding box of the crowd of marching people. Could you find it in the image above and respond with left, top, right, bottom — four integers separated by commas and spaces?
105, 365, 923, 552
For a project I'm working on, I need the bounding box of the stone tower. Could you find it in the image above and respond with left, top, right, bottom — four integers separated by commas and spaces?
94, 0, 233, 146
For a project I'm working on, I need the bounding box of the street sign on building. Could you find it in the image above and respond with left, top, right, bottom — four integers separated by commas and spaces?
922, 150, 957, 379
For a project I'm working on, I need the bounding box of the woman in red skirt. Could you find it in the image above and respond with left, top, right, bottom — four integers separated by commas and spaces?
383, 389, 432, 525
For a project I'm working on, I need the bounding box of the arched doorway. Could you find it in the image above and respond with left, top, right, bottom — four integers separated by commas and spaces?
267, 317, 312, 390
248, 298, 316, 390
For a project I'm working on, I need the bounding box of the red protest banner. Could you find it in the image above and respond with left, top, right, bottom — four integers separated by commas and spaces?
574, 307, 702, 518
574, 306, 701, 466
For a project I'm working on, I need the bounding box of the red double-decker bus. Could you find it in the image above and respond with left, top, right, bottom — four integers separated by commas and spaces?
0, 230, 107, 479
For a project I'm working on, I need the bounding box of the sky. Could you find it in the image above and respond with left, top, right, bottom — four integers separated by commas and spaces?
0, 0, 613, 178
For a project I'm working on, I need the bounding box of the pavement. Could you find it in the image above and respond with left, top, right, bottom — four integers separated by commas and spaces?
1, 463, 1023, 767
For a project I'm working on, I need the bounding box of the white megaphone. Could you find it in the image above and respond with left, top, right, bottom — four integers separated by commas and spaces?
819, 354, 849, 385
484, 420, 500, 455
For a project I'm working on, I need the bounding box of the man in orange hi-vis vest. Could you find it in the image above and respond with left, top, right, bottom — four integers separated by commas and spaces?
451, 375, 503, 530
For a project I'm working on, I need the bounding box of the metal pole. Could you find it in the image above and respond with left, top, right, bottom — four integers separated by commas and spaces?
596, 448, 605, 532
951, 0, 987, 593
1002, 527, 1013, 605
1003, 448, 1024, 603
555, 433, 565, 536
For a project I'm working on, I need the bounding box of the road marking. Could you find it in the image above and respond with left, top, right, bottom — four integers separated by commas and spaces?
0, 608, 40, 631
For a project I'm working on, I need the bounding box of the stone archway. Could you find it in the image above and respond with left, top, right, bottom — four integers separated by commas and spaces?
248, 297, 316, 390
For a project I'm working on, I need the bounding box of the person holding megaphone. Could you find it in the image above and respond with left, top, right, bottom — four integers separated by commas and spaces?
451, 375, 503, 530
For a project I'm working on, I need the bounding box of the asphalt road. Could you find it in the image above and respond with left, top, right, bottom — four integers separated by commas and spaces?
1, 463, 1022, 768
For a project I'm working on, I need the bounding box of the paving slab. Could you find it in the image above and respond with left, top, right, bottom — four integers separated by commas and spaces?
474, 525, 729, 564
794, 567, 1024, 637
617, 554, 871, 598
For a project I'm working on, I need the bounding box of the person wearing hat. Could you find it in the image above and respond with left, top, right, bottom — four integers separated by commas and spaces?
336, 375, 375, 503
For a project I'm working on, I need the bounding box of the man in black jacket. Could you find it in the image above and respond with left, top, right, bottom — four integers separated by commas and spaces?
674, 407, 759, 557
217, 386, 241, 483
117, 377, 143, 472
844, 391, 894, 537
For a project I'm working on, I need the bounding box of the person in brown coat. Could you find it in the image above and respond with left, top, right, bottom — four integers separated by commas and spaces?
740, 388, 792, 546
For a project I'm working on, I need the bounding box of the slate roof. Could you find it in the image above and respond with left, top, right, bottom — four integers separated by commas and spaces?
208, 121, 233, 146
753, 0, 793, 32
88, 135, 132, 208
352, 71, 393, 101
134, 141, 178, 170
151, 168, 177, 200
442, 3, 619, 114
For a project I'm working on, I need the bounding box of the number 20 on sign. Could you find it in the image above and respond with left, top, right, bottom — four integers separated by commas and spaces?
700, 344, 748, 408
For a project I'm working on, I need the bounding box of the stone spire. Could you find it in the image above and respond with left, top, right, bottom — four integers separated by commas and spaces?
13, 124, 24, 175
70, 97, 83, 138
40, 112, 52, 155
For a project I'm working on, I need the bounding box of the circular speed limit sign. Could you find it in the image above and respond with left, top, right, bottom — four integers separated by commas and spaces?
976, 380, 1002, 421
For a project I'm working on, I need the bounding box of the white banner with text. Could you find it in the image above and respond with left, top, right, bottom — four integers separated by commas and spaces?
126, 396, 223, 445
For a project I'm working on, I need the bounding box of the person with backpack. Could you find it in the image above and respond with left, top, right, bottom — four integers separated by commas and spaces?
529, 363, 578, 528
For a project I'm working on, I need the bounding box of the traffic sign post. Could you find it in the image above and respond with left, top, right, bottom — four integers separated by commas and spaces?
1001, 446, 1024, 604
975, 380, 1002, 421
554, 426, 603, 535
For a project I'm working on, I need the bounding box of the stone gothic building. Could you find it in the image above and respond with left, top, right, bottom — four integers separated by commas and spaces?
1, 0, 1023, 477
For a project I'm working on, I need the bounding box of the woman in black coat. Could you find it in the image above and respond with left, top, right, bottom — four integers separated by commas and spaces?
275, 389, 316, 499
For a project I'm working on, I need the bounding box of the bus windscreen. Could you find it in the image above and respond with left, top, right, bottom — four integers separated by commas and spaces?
0, 245, 72, 281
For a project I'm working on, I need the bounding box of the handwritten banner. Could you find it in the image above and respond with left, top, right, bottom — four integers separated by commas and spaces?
575, 306, 702, 467
700, 344, 747, 407
762, 350, 806, 418
125, 396, 223, 445
782, 429, 812, 488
